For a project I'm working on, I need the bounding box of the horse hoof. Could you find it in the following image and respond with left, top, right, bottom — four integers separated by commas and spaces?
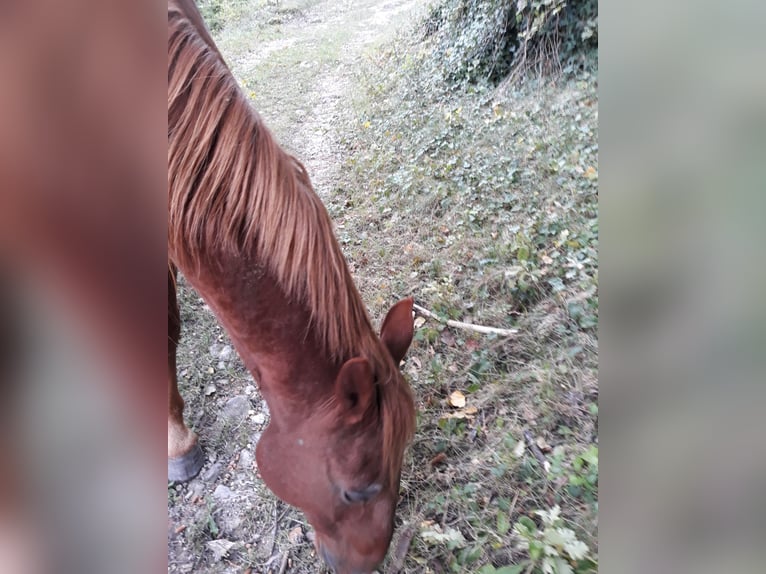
168, 443, 205, 482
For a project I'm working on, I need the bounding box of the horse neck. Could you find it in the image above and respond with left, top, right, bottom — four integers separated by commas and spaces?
183, 254, 345, 425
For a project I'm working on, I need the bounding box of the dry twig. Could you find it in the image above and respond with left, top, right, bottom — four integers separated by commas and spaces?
277, 551, 289, 574
523, 430, 547, 467
412, 303, 518, 336
387, 522, 418, 574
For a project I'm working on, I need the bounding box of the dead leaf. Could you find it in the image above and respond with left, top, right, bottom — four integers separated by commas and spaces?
536, 436, 552, 452
585, 166, 597, 180
206, 539, 237, 562
288, 526, 303, 544
174, 524, 187, 534
448, 390, 466, 408
440, 331, 456, 346
389, 523, 417, 574
512, 437, 526, 458
419, 524, 466, 548
464, 339, 480, 352
522, 405, 537, 423
414, 317, 426, 329
439, 408, 477, 421
430, 452, 447, 467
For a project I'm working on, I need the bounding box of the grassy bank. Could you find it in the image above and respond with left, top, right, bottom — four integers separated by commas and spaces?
325, 15, 599, 574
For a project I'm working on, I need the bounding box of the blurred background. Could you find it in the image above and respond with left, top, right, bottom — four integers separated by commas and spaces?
601, 0, 766, 571
0, 1, 166, 573
0, 0, 763, 573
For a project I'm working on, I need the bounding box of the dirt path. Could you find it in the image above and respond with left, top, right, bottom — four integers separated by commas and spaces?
168, 2, 424, 573
223, 0, 423, 196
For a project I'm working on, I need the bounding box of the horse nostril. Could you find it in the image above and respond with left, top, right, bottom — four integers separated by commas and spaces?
341, 483, 382, 504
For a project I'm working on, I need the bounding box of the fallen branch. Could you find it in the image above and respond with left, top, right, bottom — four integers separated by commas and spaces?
268, 500, 288, 560
413, 303, 518, 337
523, 430, 547, 468
277, 551, 289, 574
387, 522, 418, 574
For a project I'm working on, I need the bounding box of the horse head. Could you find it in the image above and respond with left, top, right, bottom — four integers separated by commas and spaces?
255, 298, 415, 574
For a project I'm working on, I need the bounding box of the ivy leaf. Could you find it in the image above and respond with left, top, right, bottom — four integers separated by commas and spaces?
544, 527, 567, 548
497, 512, 511, 535
420, 524, 467, 549
563, 537, 589, 561
556, 557, 574, 574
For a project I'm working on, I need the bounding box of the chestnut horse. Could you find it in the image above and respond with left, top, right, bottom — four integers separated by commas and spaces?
167, 1, 416, 572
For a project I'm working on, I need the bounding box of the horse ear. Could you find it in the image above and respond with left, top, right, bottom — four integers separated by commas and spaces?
380, 298, 414, 365
335, 357, 375, 425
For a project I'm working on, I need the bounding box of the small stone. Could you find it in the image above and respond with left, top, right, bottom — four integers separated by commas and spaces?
244, 385, 255, 394
238, 449, 253, 470
204, 384, 217, 396
185, 480, 204, 499
252, 413, 266, 425
202, 462, 223, 483
213, 484, 234, 500
221, 396, 250, 424
219, 512, 244, 536
218, 345, 233, 360
209, 343, 221, 356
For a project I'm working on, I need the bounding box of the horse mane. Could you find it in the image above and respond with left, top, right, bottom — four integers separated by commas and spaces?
167, 1, 414, 483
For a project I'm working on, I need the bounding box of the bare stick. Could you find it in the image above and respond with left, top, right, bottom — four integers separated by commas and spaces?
277, 551, 289, 574
523, 430, 547, 467
387, 522, 417, 574
412, 303, 518, 337
269, 500, 286, 559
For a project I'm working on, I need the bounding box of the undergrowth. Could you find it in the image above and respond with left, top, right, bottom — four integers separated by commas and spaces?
422, 0, 598, 85
326, 7, 599, 573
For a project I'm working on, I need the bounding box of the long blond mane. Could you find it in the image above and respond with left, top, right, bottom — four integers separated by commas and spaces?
167, 0, 414, 481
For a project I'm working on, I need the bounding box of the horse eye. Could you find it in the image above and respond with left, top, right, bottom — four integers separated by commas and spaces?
341, 483, 382, 504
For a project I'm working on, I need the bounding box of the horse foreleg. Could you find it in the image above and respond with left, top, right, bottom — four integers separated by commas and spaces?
167, 266, 204, 482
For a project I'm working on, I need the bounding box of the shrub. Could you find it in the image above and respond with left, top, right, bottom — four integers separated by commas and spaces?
422, 0, 597, 85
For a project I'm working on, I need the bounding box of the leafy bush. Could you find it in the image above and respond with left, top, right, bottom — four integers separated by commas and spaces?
512, 506, 597, 573
422, 0, 597, 85
197, 0, 226, 32
548, 445, 599, 503
196, 0, 254, 32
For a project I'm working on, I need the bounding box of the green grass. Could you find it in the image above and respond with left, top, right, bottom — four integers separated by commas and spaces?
325, 22, 599, 574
